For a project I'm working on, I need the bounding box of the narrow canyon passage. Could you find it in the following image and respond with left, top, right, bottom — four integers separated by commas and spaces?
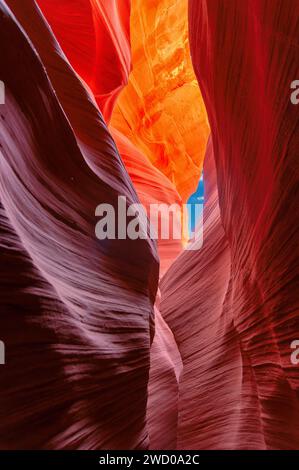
0, 0, 298, 451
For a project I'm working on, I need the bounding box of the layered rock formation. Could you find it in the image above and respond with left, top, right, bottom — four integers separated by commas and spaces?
0, 0, 158, 449
161, 0, 299, 449
0, 0, 298, 451
35, 0, 132, 123
34, 0, 190, 272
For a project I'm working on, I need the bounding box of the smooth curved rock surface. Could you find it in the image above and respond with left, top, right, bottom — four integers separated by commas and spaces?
160, 0, 299, 450
36, 0, 131, 122
1, 0, 298, 452
1, 0, 182, 451
0, 0, 158, 449
30, 0, 185, 272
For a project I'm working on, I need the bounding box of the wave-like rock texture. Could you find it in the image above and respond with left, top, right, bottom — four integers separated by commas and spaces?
161, 0, 299, 449
36, 0, 131, 122
1, 0, 298, 451
147, 296, 183, 450
8, 1, 183, 448
1, 0, 182, 451
19, 1, 185, 447
31, 0, 185, 272
0, 0, 159, 449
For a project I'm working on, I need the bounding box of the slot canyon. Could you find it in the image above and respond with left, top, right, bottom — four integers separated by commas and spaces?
0, 0, 298, 450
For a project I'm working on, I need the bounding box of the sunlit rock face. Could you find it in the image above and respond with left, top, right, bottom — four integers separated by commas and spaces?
34, 0, 191, 272
111, 0, 210, 201
35, 0, 209, 204
1, 0, 298, 452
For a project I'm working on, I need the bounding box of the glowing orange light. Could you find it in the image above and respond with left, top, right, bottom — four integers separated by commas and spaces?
111, 0, 210, 202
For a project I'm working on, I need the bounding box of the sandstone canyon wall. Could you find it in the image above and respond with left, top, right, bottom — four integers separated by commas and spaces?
0, 0, 298, 451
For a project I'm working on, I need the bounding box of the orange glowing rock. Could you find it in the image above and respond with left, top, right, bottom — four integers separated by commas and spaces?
111, 0, 210, 201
